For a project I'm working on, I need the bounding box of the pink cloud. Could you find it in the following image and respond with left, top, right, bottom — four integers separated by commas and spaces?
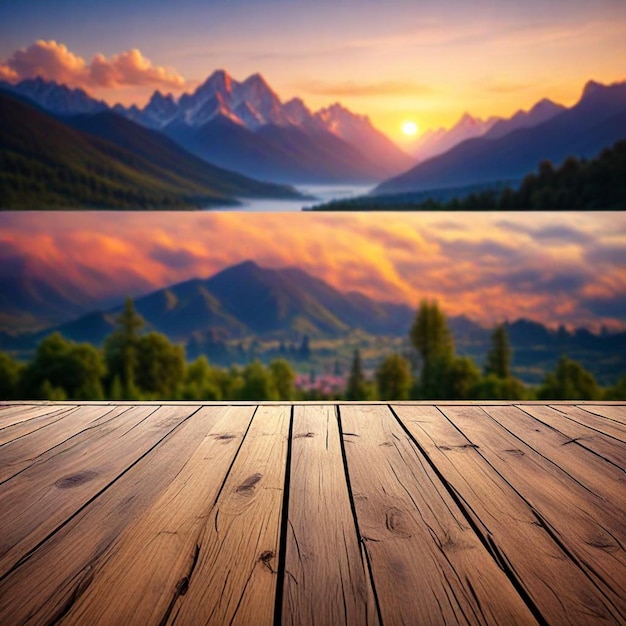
0, 40, 185, 90
0, 40, 85, 85
88, 49, 185, 88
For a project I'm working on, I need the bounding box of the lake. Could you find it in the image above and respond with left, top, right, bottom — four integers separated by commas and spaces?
205, 184, 374, 211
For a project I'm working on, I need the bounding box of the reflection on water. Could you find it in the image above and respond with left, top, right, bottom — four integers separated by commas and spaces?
206, 184, 373, 211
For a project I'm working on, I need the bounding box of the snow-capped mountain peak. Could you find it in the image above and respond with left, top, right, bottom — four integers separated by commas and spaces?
0, 76, 108, 116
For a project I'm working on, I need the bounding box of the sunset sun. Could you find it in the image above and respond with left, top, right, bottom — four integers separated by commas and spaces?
402, 121, 419, 136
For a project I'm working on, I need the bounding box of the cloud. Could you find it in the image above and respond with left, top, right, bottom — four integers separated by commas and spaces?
298, 79, 432, 98
89, 49, 185, 89
0, 40, 86, 86
0, 212, 624, 331
583, 294, 626, 319
150, 244, 198, 270
495, 221, 594, 245
586, 244, 626, 267
0, 41, 185, 90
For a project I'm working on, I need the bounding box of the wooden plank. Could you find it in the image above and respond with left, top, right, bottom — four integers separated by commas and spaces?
518, 404, 626, 471
0, 406, 228, 626
0, 405, 78, 443
0, 405, 125, 483
558, 404, 626, 441
483, 405, 626, 511
442, 405, 626, 616
0, 404, 197, 578
580, 405, 626, 425
59, 405, 259, 626
166, 405, 291, 626
340, 404, 536, 625
552, 405, 626, 442
393, 404, 625, 624
0, 404, 41, 422
282, 405, 378, 626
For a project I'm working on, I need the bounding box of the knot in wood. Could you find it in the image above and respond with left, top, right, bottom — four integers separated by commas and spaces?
54, 471, 98, 489
236, 473, 262, 494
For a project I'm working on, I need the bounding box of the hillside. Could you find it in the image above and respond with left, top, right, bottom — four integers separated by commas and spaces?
0, 91, 300, 209
0, 261, 413, 351
65, 110, 301, 199
166, 114, 391, 184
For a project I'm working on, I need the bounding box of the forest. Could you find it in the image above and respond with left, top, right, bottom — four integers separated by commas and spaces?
1, 298, 624, 402
313, 140, 626, 211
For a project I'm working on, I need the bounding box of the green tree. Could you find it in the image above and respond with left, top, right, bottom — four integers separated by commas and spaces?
269, 358, 296, 400
238, 360, 279, 401
444, 356, 481, 399
345, 349, 370, 400
104, 297, 144, 398
410, 301, 455, 398
410, 301, 454, 365
604, 375, 626, 400
484, 325, 512, 379
538, 356, 601, 400
0, 352, 23, 399
376, 354, 412, 400
470, 374, 527, 400
135, 332, 185, 397
181, 356, 222, 400
21, 333, 105, 399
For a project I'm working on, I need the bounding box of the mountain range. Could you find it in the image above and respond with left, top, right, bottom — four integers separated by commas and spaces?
409, 99, 566, 162
1, 73, 413, 186
0, 90, 302, 209
1, 261, 415, 347
118, 71, 413, 182
2, 73, 625, 205
2, 260, 624, 384
375, 79, 626, 196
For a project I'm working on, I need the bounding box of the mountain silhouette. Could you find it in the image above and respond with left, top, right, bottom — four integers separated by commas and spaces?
375, 80, 626, 196
14, 261, 414, 346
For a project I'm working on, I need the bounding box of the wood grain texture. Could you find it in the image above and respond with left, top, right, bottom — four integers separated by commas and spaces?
282, 405, 379, 626
168, 405, 291, 626
0, 405, 192, 578
393, 404, 625, 625
580, 404, 626, 424
0, 402, 624, 626
0, 406, 222, 625
0, 405, 78, 445
0, 405, 122, 483
442, 404, 626, 617
552, 405, 626, 443
518, 404, 626, 471
340, 404, 536, 625
482, 405, 626, 510
60, 405, 254, 626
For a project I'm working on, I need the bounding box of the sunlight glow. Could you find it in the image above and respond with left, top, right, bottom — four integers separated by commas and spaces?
402, 121, 419, 136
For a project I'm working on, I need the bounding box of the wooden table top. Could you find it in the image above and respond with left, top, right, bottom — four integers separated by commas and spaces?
0, 401, 624, 625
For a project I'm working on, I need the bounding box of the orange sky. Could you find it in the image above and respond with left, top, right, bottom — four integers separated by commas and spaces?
1, 1, 625, 142
1, 211, 624, 331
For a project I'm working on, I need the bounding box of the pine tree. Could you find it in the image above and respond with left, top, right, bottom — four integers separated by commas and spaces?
410, 301, 454, 397
104, 297, 144, 398
484, 325, 512, 379
346, 349, 369, 400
